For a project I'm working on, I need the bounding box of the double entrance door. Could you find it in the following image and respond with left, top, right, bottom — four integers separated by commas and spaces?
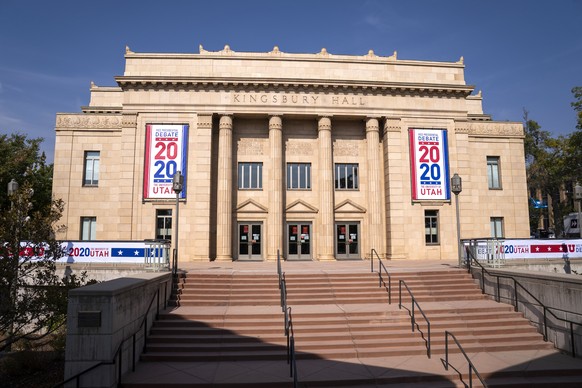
336, 222, 360, 259
287, 222, 312, 260
238, 223, 262, 260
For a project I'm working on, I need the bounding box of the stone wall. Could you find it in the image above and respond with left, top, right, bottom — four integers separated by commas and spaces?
64, 272, 171, 387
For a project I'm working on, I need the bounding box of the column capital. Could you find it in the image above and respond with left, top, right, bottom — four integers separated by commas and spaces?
365, 117, 380, 133
219, 114, 233, 130
317, 116, 332, 131
269, 115, 282, 130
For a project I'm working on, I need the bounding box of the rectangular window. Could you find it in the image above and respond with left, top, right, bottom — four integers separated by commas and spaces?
487, 156, 501, 189
80, 217, 96, 240
287, 163, 311, 190
238, 162, 263, 189
424, 210, 439, 244
491, 217, 504, 238
83, 151, 100, 186
335, 163, 359, 190
156, 209, 172, 240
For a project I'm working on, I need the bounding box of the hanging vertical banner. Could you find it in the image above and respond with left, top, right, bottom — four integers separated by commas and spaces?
409, 128, 450, 201
144, 124, 188, 199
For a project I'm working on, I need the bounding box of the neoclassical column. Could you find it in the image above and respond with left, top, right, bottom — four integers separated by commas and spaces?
216, 115, 233, 261
366, 117, 384, 256
318, 116, 335, 261
267, 115, 284, 260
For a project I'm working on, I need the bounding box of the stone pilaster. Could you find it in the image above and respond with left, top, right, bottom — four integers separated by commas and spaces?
267, 116, 283, 261
366, 118, 384, 256
216, 115, 233, 261
318, 116, 335, 261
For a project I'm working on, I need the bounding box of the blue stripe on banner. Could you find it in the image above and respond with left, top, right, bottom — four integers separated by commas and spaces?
112, 248, 146, 257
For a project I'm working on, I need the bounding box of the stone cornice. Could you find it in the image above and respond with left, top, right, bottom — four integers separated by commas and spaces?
56, 114, 122, 129
114, 76, 474, 98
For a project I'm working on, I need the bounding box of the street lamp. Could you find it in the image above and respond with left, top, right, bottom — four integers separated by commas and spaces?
172, 171, 183, 275
575, 183, 582, 239
451, 173, 463, 267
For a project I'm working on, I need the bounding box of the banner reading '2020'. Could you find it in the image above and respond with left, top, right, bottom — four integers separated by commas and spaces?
409, 128, 451, 201
143, 124, 188, 199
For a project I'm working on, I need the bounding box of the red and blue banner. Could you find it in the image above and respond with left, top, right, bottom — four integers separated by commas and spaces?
144, 124, 188, 199
468, 239, 582, 260
409, 128, 450, 201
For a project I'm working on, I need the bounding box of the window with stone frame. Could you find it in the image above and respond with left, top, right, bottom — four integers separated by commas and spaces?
424, 210, 439, 244
83, 151, 100, 186
238, 162, 263, 190
287, 163, 311, 190
334, 163, 359, 190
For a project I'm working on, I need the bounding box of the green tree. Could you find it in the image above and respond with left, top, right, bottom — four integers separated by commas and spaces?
567, 87, 582, 181
0, 134, 93, 352
0, 133, 53, 215
523, 111, 573, 236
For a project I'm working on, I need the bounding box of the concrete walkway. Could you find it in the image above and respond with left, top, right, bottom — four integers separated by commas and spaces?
121, 259, 582, 387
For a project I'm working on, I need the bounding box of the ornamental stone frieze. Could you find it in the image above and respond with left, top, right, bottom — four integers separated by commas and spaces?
333, 140, 360, 157
466, 121, 524, 137
237, 138, 266, 155
286, 140, 314, 156
56, 114, 122, 130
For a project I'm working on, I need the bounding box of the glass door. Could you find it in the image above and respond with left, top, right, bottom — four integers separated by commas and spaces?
335, 222, 360, 259
287, 222, 312, 260
238, 223, 262, 260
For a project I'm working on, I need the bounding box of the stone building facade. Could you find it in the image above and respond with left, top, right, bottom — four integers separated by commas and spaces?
52, 45, 529, 262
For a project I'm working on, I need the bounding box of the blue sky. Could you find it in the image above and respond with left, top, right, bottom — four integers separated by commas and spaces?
1, 0, 581, 161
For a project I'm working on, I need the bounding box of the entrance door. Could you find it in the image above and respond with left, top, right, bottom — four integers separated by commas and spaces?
238, 223, 262, 260
287, 222, 312, 260
335, 222, 360, 259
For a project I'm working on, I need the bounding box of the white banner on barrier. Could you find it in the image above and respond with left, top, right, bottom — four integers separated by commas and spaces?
15, 241, 168, 264
468, 239, 582, 260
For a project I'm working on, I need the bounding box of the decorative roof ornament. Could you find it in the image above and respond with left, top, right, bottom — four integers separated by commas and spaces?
458, 56, 464, 64
199, 44, 208, 54
90, 81, 96, 89
222, 45, 233, 54
125, 45, 133, 54
389, 51, 397, 60
366, 50, 376, 58
270, 46, 281, 54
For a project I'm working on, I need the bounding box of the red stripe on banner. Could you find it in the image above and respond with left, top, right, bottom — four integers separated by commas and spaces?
530, 244, 566, 253
409, 129, 418, 200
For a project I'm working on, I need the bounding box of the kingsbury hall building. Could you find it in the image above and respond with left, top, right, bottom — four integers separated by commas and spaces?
52, 45, 529, 262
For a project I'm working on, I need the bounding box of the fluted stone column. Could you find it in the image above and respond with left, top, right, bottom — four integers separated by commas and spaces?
267, 116, 283, 261
216, 115, 233, 261
366, 118, 384, 256
318, 116, 335, 261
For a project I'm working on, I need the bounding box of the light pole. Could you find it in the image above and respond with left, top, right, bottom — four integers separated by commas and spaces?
6, 179, 19, 351
172, 171, 183, 275
575, 183, 582, 239
451, 173, 463, 267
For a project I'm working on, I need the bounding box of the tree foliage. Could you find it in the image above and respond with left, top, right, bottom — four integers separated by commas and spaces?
524, 87, 582, 236
0, 134, 93, 352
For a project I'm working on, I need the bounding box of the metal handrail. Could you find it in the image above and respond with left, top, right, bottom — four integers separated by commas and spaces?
370, 248, 392, 304
53, 280, 169, 388
277, 251, 298, 387
398, 279, 431, 358
467, 250, 581, 357
445, 331, 488, 388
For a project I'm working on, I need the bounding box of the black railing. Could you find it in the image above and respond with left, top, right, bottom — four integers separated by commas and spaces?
53, 280, 169, 388
277, 249, 298, 387
466, 250, 582, 358
370, 248, 392, 304
399, 279, 431, 358
444, 331, 488, 388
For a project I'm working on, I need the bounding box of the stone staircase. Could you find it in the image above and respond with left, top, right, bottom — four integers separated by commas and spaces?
122, 265, 582, 387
